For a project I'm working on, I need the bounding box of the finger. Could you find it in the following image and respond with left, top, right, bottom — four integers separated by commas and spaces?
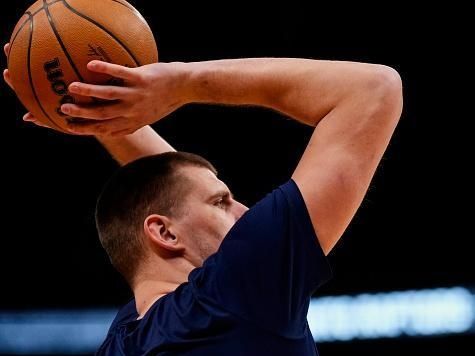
4, 43, 10, 58
23, 112, 34, 121
68, 82, 132, 100
23, 113, 52, 128
61, 102, 125, 120
66, 117, 129, 136
3, 69, 13, 90
87, 61, 138, 81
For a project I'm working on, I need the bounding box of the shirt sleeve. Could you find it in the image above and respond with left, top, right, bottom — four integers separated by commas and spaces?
189, 179, 332, 335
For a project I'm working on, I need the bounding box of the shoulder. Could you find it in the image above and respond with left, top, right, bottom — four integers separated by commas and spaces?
235, 179, 304, 224
228, 179, 310, 235
105, 298, 138, 336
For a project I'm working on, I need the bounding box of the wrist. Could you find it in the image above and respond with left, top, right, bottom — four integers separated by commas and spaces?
169, 59, 277, 107
95, 125, 150, 144
167, 61, 201, 106
173, 61, 216, 105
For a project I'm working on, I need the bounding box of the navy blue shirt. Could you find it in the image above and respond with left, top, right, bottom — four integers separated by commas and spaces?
97, 179, 332, 355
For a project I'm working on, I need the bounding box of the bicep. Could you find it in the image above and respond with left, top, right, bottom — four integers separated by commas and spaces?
292, 87, 402, 255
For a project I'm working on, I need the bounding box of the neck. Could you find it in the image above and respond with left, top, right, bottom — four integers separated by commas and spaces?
133, 280, 177, 320
132, 258, 196, 319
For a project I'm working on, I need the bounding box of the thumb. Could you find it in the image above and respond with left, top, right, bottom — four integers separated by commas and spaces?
4, 43, 10, 58
3, 69, 14, 90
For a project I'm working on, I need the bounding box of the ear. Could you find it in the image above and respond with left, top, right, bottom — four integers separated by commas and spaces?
144, 214, 184, 252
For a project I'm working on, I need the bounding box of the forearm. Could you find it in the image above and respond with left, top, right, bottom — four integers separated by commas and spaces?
97, 59, 385, 165
181, 58, 386, 126
97, 125, 175, 166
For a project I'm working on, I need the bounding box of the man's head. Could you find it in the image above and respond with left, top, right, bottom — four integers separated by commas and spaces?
95, 152, 248, 285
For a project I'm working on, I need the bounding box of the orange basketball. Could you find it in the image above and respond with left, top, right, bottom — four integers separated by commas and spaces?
8, 0, 158, 132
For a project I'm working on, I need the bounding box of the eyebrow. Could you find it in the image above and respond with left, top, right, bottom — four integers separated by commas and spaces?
208, 190, 234, 202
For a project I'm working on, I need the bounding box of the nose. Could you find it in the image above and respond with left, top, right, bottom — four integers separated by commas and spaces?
233, 200, 249, 221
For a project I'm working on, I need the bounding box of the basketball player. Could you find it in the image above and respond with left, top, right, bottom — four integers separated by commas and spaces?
4, 43, 403, 355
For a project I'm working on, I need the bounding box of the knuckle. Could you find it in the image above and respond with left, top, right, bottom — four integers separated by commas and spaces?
96, 107, 109, 119
107, 88, 118, 98
68, 106, 79, 115
134, 91, 146, 103
99, 112, 109, 120
121, 68, 130, 77
66, 124, 79, 133
135, 72, 147, 85
115, 67, 127, 78
121, 101, 133, 111
82, 86, 92, 96
96, 124, 108, 135
124, 103, 135, 115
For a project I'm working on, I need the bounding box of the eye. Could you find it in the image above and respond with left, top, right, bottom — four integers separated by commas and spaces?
214, 197, 228, 209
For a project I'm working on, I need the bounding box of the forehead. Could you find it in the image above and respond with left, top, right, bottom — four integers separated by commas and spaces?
181, 166, 229, 198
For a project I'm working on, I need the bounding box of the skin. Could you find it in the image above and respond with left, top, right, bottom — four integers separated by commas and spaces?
4, 42, 403, 319
135, 165, 248, 318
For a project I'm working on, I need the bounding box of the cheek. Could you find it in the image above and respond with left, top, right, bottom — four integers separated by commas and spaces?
185, 207, 235, 239
203, 213, 233, 240
219, 214, 237, 238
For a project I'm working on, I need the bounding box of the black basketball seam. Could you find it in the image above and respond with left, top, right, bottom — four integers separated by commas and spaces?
110, 0, 137, 13
42, 0, 63, 11
26, 12, 62, 130
62, 0, 141, 66
109, 0, 149, 29
10, 0, 65, 50
10, 18, 30, 48
26, 0, 63, 18
43, 0, 85, 83
8, 13, 32, 65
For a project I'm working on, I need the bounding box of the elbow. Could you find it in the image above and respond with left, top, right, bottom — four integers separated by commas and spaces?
377, 65, 403, 105
366, 65, 404, 121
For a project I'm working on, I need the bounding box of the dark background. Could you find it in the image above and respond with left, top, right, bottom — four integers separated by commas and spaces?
0, 0, 472, 355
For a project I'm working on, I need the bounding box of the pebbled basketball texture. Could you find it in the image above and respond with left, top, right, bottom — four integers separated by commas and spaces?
8, 0, 158, 132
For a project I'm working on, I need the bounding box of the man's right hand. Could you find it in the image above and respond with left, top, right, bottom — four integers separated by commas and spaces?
3, 43, 51, 128
4, 42, 190, 137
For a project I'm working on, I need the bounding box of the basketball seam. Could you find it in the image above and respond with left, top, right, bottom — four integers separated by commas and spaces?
109, 0, 147, 27
26, 12, 62, 131
110, 0, 137, 13
8, 15, 31, 65
26, 0, 63, 19
41, 0, 63, 11
62, 0, 141, 66
10, 0, 64, 65
43, 0, 85, 83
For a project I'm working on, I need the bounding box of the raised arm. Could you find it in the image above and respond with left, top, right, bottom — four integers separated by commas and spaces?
182, 59, 403, 254
97, 125, 175, 166
57, 58, 402, 255
6, 46, 403, 254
